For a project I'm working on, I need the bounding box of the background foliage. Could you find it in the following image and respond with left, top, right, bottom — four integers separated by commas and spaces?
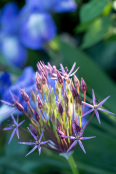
0, 0, 116, 174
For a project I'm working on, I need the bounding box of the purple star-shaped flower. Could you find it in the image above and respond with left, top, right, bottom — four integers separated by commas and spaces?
82, 89, 115, 124
62, 120, 95, 153
19, 126, 50, 156
3, 114, 25, 144
60, 62, 79, 80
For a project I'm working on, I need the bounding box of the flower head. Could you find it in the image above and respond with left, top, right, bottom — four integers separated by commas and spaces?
3, 114, 25, 144
82, 89, 115, 124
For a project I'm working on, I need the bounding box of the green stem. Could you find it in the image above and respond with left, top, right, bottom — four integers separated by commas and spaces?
67, 155, 80, 174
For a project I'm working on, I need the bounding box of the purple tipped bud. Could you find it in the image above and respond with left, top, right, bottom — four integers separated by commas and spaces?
56, 129, 64, 139
29, 124, 38, 136
76, 95, 82, 105
58, 101, 63, 116
72, 120, 81, 137
15, 102, 24, 112
57, 71, 63, 84
38, 96, 43, 110
56, 118, 62, 130
71, 85, 78, 99
74, 75, 80, 88
34, 110, 40, 122
81, 78, 87, 92
41, 74, 47, 85
20, 89, 29, 102
64, 90, 68, 105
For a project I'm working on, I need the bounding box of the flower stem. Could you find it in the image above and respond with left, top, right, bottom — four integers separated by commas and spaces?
67, 155, 80, 174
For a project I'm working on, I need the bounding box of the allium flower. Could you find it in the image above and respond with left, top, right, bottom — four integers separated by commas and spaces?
82, 89, 115, 124
19, 126, 50, 156
3, 114, 25, 144
2, 61, 115, 159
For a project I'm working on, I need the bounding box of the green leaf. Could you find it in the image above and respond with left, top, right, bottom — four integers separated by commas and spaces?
80, 0, 108, 23
82, 17, 111, 48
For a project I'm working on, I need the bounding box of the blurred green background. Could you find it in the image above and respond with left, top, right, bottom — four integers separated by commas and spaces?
0, 0, 116, 174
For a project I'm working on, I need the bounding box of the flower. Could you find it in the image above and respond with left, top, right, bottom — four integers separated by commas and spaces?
3, 114, 25, 144
82, 89, 115, 124
23, 0, 77, 13
0, 2, 27, 68
62, 120, 95, 153
19, 126, 50, 156
3, 61, 114, 157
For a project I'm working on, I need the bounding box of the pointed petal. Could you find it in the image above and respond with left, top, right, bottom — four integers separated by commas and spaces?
0, 108, 15, 117
26, 146, 37, 157
38, 145, 41, 155
19, 142, 36, 145
40, 140, 50, 145
67, 140, 78, 153
11, 114, 17, 125
68, 62, 76, 76
63, 135, 76, 140
81, 108, 94, 118
98, 108, 115, 115
0, 100, 13, 106
39, 126, 45, 142
3, 126, 13, 131
27, 127, 38, 141
8, 128, 16, 144
98, 96, 110, 107
80, 136, 96, 140
17, 114, 19, 123
92, 89, 96, 105
78, 140, 86, 154
16, 127, 19, 139
18, 120, 25, 127
60, 64, 65, 74
82, 101, 93, 108
69, 67, 80, 77
95, 110, 101, 124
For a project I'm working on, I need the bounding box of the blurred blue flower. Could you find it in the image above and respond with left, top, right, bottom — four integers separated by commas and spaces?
19, 13, 56, 49
25, 0, 77, 13
0, 72, 11, 97
0, 2, 27, 68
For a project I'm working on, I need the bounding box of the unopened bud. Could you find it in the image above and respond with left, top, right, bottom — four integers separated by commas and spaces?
71, 85, 78, 99
72, 120, 81, 137
81, 77, 87, 92
58, 101, 63, 117
38, 96, 43, 110
15, 102, 24, 112
20, 89, 29, 102
34, 109, 40, 122
29, 124, 38, 136
56, 129, 64, 139
57, 71, 63, 84
31, 89, 36, 102
74, 75, 80, 88
64, 90, 68, 105
41, 74, 47, 85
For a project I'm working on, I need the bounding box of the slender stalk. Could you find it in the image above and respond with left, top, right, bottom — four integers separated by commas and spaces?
67, 155, 80, 174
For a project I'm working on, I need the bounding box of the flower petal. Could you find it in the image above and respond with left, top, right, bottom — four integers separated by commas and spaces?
82, 101, 93, 108
27, 128, 38, 141
11, 113, 17, 125
39, 126, 45, 142
60, 64, 65, 74
95, 110, 101, 124
18, 120, 25, 127
40, 140, 50, 145
8, 128, 16, 144
16, 127, 19, 139
98, 108, 115, 115
19, 142, 36, 145
38, 145, 41, 155
80, 136, 96, 140
78, 140, 86, 154
3, 126, 13, 131
26, 146, 37, 157
98, 96, 110, 107
92, 89, 96, 105
67, 140, 78, 153
81, 108, 94, 118
68, 62, 76, 76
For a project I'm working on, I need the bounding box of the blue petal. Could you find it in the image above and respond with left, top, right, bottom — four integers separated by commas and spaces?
1, 36, 27, 68
0, 2, 19, 34
20, 13, 56, 49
